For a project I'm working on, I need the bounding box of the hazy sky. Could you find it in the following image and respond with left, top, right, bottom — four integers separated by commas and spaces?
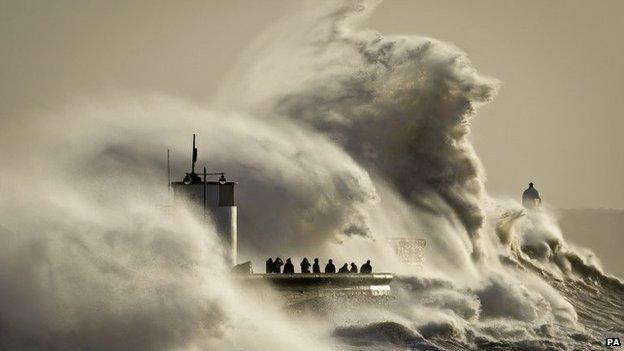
2, 0, 623, 209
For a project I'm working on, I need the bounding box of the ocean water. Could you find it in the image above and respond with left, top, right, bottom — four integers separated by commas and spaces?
330, 259, 624, 350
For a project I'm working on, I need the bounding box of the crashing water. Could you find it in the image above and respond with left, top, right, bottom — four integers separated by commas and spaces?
0, 1, 622, 350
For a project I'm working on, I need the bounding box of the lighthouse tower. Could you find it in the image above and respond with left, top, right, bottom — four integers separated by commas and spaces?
522, 182, 541, 209
171, 134, 237, 266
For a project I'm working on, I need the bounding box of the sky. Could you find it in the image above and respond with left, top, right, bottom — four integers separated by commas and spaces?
2, 0, 623, 209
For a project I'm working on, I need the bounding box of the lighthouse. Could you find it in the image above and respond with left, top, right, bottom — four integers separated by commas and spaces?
166, 136, 396, 304
171, 134, 237, 266
522, 182, 541, 209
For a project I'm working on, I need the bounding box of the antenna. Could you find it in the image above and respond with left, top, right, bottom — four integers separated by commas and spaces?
167, 149, 171, 190
203, 166, 207, 218
191, 134, 198, 174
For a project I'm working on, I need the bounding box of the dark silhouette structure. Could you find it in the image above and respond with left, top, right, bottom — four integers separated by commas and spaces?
360, 260, 372, 274
274, 257, 284, 273
283, 258, 294, 273
300, 257, 311, 273
171, 134, 238, 266
312, 258, 320, 273
325, 259, 336, 273
338, 263, 349, 273
522, 182, 542, 209
350, 262, 358, 273
263, 257, 376, 274
265, 257, 274, 274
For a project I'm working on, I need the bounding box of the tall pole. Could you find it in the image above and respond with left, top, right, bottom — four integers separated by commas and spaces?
191, 134, 197, 174
167, 149, 171, 190
203, 166, 207, 219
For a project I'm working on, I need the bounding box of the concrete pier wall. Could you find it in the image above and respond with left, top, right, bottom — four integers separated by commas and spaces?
236, 273, 394, 304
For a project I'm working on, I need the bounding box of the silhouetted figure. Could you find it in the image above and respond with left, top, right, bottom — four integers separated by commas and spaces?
338, 263, 349, 273
274, 257, 284, 273
265, 257, 274, 274
312, 258, 321, 273
283, 258, 295, 273
300, 257, 311, 273
350, 262, 358, 273
360, 260, 372, 274
325, 259, 336, 273
522, 182, 542, 209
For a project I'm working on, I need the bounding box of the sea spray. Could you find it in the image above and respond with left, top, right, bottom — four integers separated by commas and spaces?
0, 100, 338, 350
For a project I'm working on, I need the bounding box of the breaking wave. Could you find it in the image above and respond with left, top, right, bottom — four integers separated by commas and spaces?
0, 0, 622, 350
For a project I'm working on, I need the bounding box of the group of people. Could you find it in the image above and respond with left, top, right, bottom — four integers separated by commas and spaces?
265, 257, 373, 274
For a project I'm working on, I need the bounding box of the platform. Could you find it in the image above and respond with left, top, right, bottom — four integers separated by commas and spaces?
235, 273, 394, 305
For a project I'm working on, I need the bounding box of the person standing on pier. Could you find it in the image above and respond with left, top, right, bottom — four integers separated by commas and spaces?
350, 262, 358, 273
300, 257, 311, 273
283, 258, 294, 273
312, 258, 321, 273
325, 259, 336, 273
360, 260, 372, 274
274, 257, 284, 273
338, 263, 349, 273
